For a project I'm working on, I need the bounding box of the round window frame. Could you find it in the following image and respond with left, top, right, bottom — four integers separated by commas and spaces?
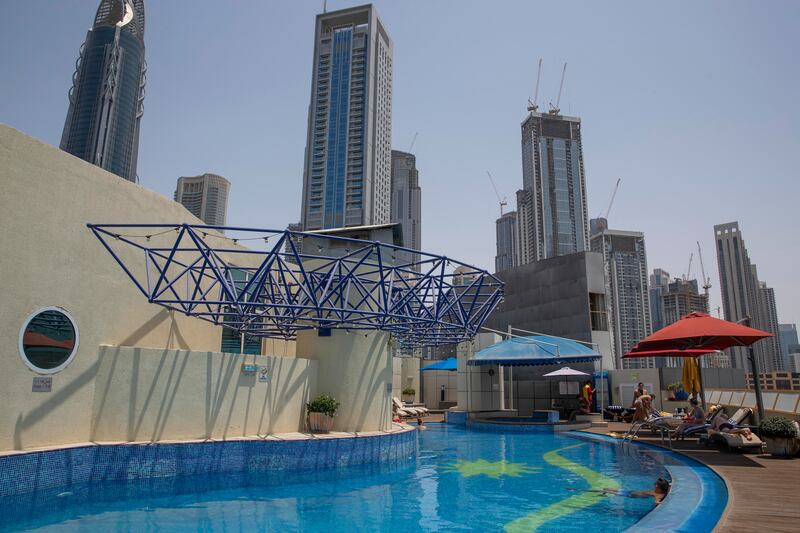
18, 306, 80, 375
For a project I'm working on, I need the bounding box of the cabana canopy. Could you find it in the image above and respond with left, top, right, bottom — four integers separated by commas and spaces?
420, 357, 457, 371
469, 335, 601, 366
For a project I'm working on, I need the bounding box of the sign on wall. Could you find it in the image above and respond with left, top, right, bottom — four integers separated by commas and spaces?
32, 376, 52, 392
258, 366, 269, 382
241, 364, 258, 374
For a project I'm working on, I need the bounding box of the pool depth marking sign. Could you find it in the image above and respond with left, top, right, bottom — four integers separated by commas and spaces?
258, 366, 269, 382
32, 377, 52, 392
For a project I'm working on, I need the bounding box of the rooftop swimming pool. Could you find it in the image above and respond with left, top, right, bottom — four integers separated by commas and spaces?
0, 425, 725, 532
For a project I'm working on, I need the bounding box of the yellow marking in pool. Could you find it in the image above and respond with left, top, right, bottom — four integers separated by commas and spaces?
504, 443, 620, 533
442, 459, 541, 479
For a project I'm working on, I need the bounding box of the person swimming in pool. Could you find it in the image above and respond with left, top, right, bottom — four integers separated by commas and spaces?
568, 478, 671, 504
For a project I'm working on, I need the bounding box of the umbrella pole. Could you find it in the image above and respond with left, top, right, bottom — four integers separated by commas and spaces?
697, 357, 706, 412
747, 345, 766, 423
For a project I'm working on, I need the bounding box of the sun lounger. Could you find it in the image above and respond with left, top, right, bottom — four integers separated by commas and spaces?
707, 407, 764, 452
392, 397, 426, 417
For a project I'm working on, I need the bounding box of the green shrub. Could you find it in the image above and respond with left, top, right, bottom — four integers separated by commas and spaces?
667, 382, 684, 391
402, 387, 415, 396
306, 394, 340, 417
759, 416, 798, 439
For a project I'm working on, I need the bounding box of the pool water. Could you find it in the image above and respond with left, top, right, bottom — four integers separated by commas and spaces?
3, 426, 673, 532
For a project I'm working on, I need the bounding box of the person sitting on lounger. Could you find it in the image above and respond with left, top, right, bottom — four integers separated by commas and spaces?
677, 398, 705, 433
569, 478, 671, 504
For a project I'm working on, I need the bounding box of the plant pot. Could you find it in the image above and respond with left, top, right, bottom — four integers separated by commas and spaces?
674, 391, 689, 401
308, 412, 335, 433
402, 394, 414, 403
764, 436, 800, 457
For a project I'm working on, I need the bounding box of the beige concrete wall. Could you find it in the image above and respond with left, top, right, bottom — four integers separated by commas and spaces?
422, 370, 457, 408
456, 333, 502, 411
91, 346, 316, 441
392, 357, 420, 402
297, 329, 392, 432
0, 126, 311, 451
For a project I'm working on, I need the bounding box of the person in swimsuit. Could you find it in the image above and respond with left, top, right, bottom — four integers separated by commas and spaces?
569, 478, 671, 504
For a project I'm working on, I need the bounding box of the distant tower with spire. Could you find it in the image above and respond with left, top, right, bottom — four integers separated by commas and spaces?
60, 0, 146, 183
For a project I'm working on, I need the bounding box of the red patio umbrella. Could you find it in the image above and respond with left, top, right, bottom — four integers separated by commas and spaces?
626, 312, 772, 419
627, 312, 772, 353
623, 348, 718, 359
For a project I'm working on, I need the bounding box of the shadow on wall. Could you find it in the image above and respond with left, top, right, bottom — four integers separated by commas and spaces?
350, 333, 392, 431
90, 346, 315, 443
13, 360, 102, 450
10, 311, 196, 450
117, 309, 190, 350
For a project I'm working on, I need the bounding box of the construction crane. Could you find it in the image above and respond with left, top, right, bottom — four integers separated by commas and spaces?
604, 178, 622, 219
486, 171, 508, 215
697, 241, 712, 296
408, 132, 418, 153
527, 58, 543, 112
548, 62, 567, 115
683, 252, 694, 281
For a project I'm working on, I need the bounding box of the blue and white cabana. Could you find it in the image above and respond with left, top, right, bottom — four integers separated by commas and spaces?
467, 334, 604, 414
468, 334, 601, 366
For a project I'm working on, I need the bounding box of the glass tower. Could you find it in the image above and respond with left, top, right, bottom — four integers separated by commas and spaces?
390, 150, 422, 269
519, 112, 588, 263
301, 5, 393, 231
60, 0, 146, 183
590, 226, 653, 370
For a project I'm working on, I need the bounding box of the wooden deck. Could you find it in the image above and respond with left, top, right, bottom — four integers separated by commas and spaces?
586, 423, 800, 533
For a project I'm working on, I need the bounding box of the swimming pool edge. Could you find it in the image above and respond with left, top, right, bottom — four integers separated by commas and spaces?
0, 426, 418, 498
570, 431, 728, 533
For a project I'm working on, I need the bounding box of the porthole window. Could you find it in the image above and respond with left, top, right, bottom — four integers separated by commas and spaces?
18, 307, 79, 374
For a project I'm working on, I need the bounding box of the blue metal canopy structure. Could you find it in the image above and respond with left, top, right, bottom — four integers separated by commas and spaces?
469, 334, 601, 366
420, 357, 457, 371
87, 223, 503, 348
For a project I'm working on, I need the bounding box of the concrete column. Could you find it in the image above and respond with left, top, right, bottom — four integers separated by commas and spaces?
508, 366, 514, 410
498, 364, 505, 410
296, 329, 392, 432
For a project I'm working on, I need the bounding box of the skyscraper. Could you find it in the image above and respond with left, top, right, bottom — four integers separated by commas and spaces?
590, 220, 652, 369
494, 211, 517, 273
518, 111, 589, 263
661, 278, 710, 326
714, 222, 782, 370
390, 150, 421, 267
300, 5, 393, 231
174, 173, 230, 226
648, 276, 711, 368
649, 268, 671, 332
757, 281, 784, 371
780, 324, 799, 361
61, 0, 146, 183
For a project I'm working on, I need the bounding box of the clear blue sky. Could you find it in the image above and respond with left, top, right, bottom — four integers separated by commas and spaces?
2, 0, 798, 327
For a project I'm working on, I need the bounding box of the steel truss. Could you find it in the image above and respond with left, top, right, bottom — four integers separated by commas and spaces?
87, 224, 504, 348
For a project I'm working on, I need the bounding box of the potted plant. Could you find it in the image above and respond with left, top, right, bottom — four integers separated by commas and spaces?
402, 387, 416, 403
759, 416, 799, 457
306, 394, 340, 433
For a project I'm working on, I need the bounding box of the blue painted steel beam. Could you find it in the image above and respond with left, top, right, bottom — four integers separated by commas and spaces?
86, 223, 504, 348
